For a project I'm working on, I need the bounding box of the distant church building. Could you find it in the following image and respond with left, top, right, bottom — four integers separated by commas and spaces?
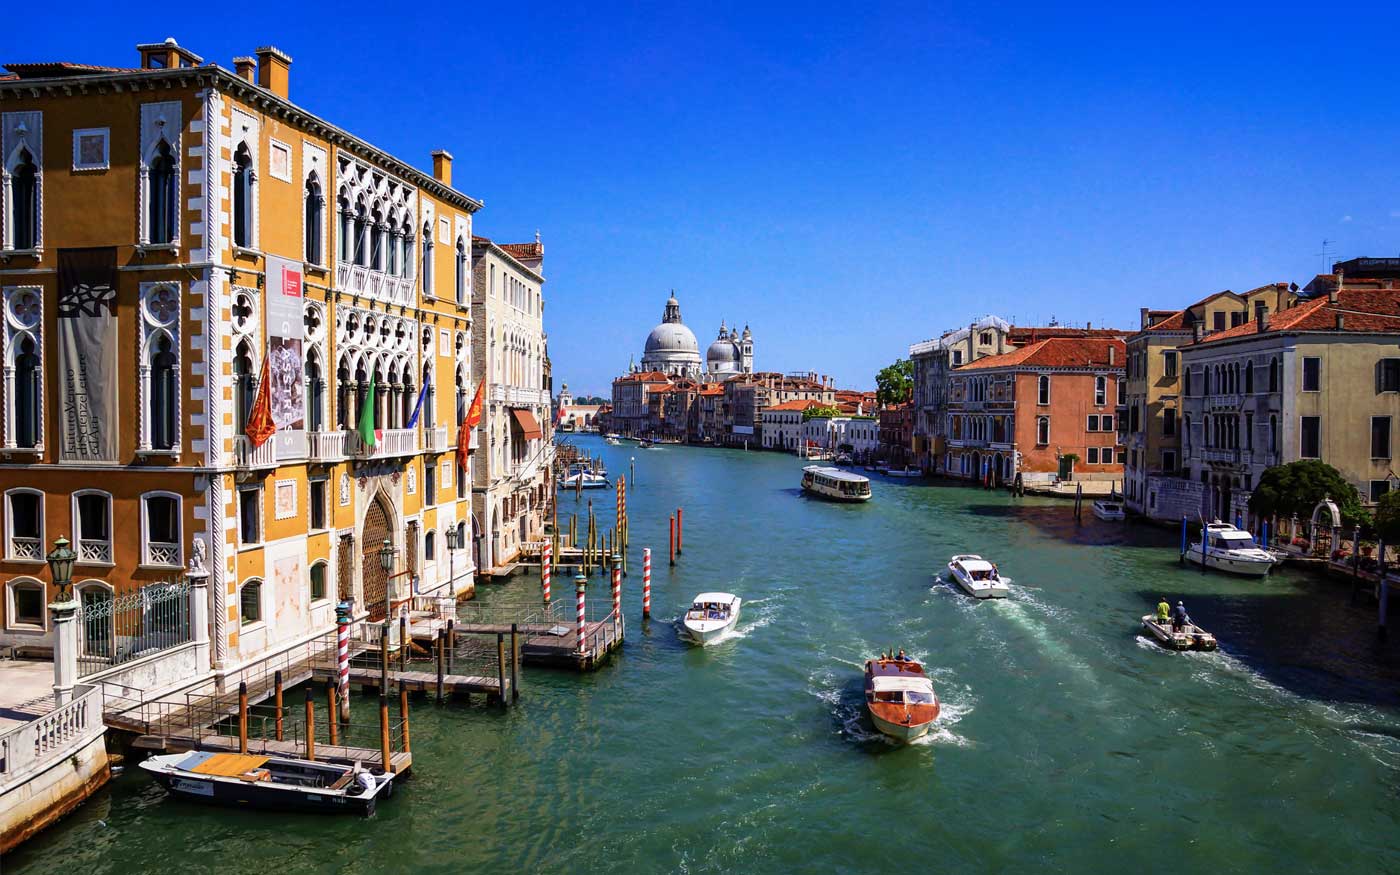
636, 293, 754, 381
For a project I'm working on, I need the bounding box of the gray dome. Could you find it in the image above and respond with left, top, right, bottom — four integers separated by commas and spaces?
707, 338, 740, 367
645, 322, 700, 357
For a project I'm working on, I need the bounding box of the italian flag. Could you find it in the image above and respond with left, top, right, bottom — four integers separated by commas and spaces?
357, 372, 381, 448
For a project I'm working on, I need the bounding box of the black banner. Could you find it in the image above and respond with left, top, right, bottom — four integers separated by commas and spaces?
56, 247, 119, 462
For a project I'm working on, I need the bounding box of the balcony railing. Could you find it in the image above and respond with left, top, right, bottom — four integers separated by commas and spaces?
78, 539, 112, 564
489, 384, 548, 407
426, 425, 450, 452
0, 683, 102, 792
308, 430, 347, 462
1208, 393, 1243, 410
233, 435, 277, 469
351, 427, 418, 459
10, 536, 41, 560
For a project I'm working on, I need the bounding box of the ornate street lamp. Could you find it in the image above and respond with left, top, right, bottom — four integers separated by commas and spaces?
46, 536, 77, 603
445, 526, 459, 595
379, 538, 395, 624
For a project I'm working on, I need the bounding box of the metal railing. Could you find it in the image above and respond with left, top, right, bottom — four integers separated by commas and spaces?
0, 683, 101, 789
78, 580, 192, 677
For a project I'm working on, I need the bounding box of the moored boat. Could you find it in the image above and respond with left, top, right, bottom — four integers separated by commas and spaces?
1141, 614, 1217, 651
885, 466, 921, 478
1092, 499, 1126, 521
680, 593, 741, 644
946, 554, 1009, 598
605, 436, 621, 446
1186, 521, 1277, 577
801, 465, 873, 502
139, 751, 394, 816
864, 655, 940, 742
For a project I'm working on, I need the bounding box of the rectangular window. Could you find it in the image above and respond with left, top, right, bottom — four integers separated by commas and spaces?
1372, 480, 1392, 503
76, 493, 111, 563
1102, 447, 1115, 464
1300, 416, 1321, 459
1380, 359, 1400, 393
309, 479, 327, 531
1102, 414, 1114, 433
1163, 351, 1178, 378
144, 495, 180, 566
11, 582, 44, 626
1213, 312, 1225, 331
1373, 416, 1392, 460
425, 464, 436, 506
310, 563, 327, 601
1036, 417, 1049, 445
1163, 408, 1177, 436
239, 487, 261, 545
1162, 449, 1177, 472
1086, 414, 1099, 432
1231, 311, 1244, 327
1095, 377, 1107, 406
1087, 447, 1099, 464
1303, 357, 1321, 392
1245, 413, 1254, 450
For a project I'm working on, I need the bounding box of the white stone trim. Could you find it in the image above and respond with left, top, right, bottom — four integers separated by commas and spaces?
2, 110, 42, 252
72, 127, 110, 171
137, 101, 182, 247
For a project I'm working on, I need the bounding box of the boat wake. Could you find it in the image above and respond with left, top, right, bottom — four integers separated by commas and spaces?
806, 661, 975, 749
988, 594, 1102, 691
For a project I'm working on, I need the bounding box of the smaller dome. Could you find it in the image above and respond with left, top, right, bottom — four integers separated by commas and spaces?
707, 338, 740, 363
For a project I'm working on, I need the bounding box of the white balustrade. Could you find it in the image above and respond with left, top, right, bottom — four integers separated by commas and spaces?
426, 426, 450, 452
307, 430, 347, 462
0, 684, 101, 791
233, 435, 277, 469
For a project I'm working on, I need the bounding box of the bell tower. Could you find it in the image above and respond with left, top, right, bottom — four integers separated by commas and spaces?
741, 325, 754, 373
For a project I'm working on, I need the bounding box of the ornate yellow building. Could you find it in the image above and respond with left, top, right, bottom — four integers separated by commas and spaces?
0, 39, 481, 676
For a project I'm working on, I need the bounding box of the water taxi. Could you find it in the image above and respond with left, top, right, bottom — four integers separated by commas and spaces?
680, 593, 741, 644
139, 751, 395, 816
1186, 521, 1277, 577
1092, 498, 1126, 521
1141, 614, 1218, 651
946, 554, 1009, 598
559, 463, 610, 490
605, 436, 621, 446
864, 655, 940, 742
801, 465, 872, 502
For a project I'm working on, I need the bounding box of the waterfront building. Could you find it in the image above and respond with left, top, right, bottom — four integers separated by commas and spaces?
801, 415, 879, 458
555, 384, 601, 431
719, 372, 834, 447
609, 371, 671, 437
761, 399, 820, 451
946, 336, 1126, 484
909, 316, 1015, 472
1122, 284, 1293, 521
878, 402, 914, 463
1180, 271, 1400, 522
471, 235, 552, 572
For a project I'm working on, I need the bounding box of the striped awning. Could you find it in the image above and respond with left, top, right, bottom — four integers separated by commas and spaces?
510, 408, 543, 440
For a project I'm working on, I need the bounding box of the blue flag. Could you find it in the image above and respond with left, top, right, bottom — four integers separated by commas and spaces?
406, 383, 429, 429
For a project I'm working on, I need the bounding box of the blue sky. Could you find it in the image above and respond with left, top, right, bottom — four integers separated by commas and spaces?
23, 3, 1400, 394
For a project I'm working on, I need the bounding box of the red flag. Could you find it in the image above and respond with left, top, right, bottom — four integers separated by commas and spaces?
457, 379, 486, 471
245, 361, 277, 449
553, 403, 565, 426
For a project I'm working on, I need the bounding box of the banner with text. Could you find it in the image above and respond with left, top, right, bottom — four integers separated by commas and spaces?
265, 255, 306, 458
56, 247, 120, 462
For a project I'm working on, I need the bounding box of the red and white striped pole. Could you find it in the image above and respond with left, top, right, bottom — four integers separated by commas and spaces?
642, 548, 652, 618
611, 556, 622, 638
575, 573, 587, 655
541, 541, 552, 605
334, 602, 351, 721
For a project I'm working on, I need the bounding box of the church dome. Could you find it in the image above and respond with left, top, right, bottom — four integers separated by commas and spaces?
645, 322, 701, 358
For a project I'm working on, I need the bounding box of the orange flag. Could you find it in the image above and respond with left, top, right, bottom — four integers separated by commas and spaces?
457, 379, 486, 471
245, 361, 277, 449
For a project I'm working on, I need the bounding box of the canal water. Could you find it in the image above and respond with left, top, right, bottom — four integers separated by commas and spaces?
9, 435, 1400, 873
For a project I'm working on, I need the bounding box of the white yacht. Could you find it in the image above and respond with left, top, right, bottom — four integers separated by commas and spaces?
559, 463, 609, 490
946, 554, 1010, 598
1186, 521, 1277, 577
1092, 498, 1126, 521
680, 593, 742, 645
801, 466, 873, 502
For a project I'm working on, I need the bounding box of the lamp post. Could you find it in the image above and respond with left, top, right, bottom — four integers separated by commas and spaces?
379, 538, 395, 649
46, 537, 79, 707
46, 536, 77, 604
446, 525, 460, 596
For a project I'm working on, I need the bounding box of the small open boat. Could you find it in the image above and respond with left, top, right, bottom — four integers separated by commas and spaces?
1092, 498, 1126, 521
864, 656, 940, 742
139, 751, 394, 815
680, 593, 741, 644
638, 439, 658, 449
559, 462, 610, 489
1186, 521, 1277, 577
1141, 614, 1217, 651
946, 554, 1009, 598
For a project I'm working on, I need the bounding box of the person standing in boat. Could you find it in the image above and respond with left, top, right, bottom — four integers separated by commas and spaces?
1156, 598, 1171, 626
1172, 601, 1190, 633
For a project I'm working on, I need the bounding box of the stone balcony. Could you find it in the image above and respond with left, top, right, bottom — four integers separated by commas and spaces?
425, 425, 450, 453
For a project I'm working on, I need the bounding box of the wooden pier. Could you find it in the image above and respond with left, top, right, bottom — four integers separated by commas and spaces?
129, 732, 413, 774
456, 602, 624, 671
312, 664, 508, 700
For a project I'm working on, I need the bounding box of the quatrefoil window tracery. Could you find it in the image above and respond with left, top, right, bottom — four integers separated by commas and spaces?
144, 285, 180, 326
8, 290, 41, 329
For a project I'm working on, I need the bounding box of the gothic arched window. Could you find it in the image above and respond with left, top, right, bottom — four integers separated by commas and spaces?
148, 141, 177, 245
151, 335, 177, 450
15, 336, 40, 448
10, 148, 38, 249
304, 175, 324, 265
232, 143, 254, 248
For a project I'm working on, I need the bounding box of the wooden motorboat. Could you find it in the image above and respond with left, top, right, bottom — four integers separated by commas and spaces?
1186, 521, 1277, 577
864, 656, 940, 742
946, 554, 1009, 598
802, 465, 872, 502
1092, 499, 1126, 521
1141, 614, 1217, 651
680, 592, 741, 644
139, 751, 394, 816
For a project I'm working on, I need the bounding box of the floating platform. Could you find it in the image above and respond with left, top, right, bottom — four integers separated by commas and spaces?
130, 733, 412, 774
520, 617, 624, 670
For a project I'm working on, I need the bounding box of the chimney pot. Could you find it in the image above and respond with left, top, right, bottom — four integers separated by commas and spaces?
1255, 301, 1269, 333
1336, 313, 1345, 331
431, 150, 453, 186
233, 56, 256, 82
1140, 307, 1150, 329
1330, 268, 1343, 304
254, 45, 292, 99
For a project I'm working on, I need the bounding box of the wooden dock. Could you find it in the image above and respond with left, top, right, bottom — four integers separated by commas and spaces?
520, 617, 624, 670
129, 733, 413, 774
312, 665, 508, 700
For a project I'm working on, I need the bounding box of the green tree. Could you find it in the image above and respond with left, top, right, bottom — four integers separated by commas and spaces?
1248, 460, 1368, 528
802, 404, 842, 421
875, 358, 913, 406
1374, 491, 1400, 544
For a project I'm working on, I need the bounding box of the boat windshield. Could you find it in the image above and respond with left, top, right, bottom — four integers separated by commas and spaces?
688, 602, 729, 620
905, 691, 937, 705
1213, 533, 1258, 549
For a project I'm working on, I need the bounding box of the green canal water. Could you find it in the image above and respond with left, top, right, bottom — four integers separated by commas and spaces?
8, 435, 1400, 873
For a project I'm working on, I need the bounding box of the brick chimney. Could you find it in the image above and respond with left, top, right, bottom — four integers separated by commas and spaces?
1108, 345, 1116, 366
233, 56, 255, 82
1255, 300, 1268, 333
1336, 313, 1345, 331
1330, 268, 1343, 304
431, 150, 453, 186
1192, 319, 1204, 343
1140, 307, 1150, 329
254, 46, 291, 98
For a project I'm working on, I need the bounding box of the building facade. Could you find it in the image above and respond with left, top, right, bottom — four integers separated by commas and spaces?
0, 42, 481, 669
761, 399, 819, 450
471, 236, 551, 572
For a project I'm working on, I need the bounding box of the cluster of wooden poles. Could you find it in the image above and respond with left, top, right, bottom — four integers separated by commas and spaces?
235, 671, 407, 774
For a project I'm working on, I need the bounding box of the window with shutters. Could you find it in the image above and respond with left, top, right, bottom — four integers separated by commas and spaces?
1379, 359, 1400, 393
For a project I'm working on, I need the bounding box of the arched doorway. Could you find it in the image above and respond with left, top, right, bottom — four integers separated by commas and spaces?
362, 494, 392, 620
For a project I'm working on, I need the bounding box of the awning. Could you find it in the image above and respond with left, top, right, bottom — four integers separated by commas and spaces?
510, 408, 543, 440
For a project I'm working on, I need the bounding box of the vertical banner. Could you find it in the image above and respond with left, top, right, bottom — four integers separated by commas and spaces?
57, 247, 120, 462
265, 255, 306, 458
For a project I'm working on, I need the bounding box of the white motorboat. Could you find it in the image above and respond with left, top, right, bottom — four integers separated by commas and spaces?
1186, 521, 1277, 577
605, 437, 621, 446
946, 554, 1010, 598
801, 466, 873, 502
1140, 614, 1218, 651
680, 593, 741, 644
139, 751, 395, 816
885, 466, 921, 478
1092, 499, 1126, 521
559, 463, 609, 490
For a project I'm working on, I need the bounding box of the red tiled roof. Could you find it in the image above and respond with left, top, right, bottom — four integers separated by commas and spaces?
1191, 286, 1400, 346
2, 62, 145, 78
500, 242, 543, 261
1141, 310, 1188, 332
766, 399, 821, 412
614, 370, 670, 383
958, 336, 1126, 370
698, 385, 724, 396
1007, 327, 1128, 344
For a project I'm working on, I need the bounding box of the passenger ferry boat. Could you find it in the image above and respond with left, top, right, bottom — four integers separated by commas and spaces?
139, 751, 395, 816
1186, 521, 1277, 577
801, 465, 872, 502
863, 655, 940, 742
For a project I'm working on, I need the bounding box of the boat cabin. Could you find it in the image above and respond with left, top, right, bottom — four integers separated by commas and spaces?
1204, 525, 1258, 551
687, 592, 737, 621
869, 675, 937, 705
802, 466, 872, 498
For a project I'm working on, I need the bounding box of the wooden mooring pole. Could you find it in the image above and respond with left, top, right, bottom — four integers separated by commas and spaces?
496, 633, 507, 709
399, 614, 409, 672
677, 507, 684, 555
510, 623, 520, 703
380, 620, 391, 694
305, 688, 316, 761
436, 629, 446, 703
237, 682, 249, 754
326, 682, 338, 746
273, 670, 284, 741
669, 515, 676, 566
447, 619, 456, 674
379, 695, 391, 771
400, 687, 411, 755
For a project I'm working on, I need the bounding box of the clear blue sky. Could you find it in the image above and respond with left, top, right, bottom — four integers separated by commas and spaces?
21, 3, 1400, 395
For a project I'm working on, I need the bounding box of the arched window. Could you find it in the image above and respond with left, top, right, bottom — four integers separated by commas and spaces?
370, 206, 384, 271
304, 175, 324, 265
1036, 416, 1049, 445
421, 225, 434, 296
387, 224, 400, 276
240, 579, 262, 625
353, 203, 367, 266
1037, 375, 1050, 405
10, 148, 38, 249
455, 238, 467, 303
232, 143, 254, 248
338, 194, 352, 262
233, 340, 255, 431
309, 562, 327, 602
1270, 414, 1279, 452
78, 582, 113, 657
74, 490, 112, 564
15, 336, 40, 448
151, 334, 177, 450
7, 577, 44, 627
148, 141, 177, 244
1244, 361, 1254, 394
425, 530, 437, 561
400, 221, 414, 280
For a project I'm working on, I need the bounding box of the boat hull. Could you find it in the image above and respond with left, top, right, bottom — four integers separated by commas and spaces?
1141, 615, 1217, 651
869, 708, 937, 742
143, 768, 385, 816
681, 612, 740, 645
947, 566, 1009, 599
1092, 507, 1125, 521
1185, 546, 1273, 577
801, 483, 873, 503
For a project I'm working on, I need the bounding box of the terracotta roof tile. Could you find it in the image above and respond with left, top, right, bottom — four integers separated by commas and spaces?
1191, 286, 1400, 345
958, 337, 1126, 371
766, 399, 821, 412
